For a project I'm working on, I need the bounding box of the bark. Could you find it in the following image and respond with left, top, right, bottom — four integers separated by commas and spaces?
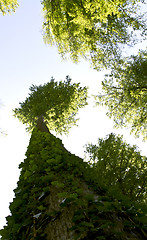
36, 115, 50, 133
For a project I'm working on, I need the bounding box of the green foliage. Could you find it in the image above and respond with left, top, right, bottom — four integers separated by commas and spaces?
0, 129, 89, 239
85, 133, 147, 203
72, 193, 147, 240
13, 76, 88, 134
0, 130, 146, 239
1, 1, 147, 239
41, 0, 145, 70
96, 50, 147, 139
0, 0, 18, 15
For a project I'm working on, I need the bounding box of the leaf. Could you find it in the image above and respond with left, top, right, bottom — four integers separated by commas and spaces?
37, 205, 46, 211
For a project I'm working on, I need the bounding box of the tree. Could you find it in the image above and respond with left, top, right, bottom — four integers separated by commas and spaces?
0, 128, 147, 239
41, 0, 145, 70
85, 133, 147, 203
0, 0, 18, 15
96, 50, 147, 139
0, 128, 89, 239
13, 76, 88, 134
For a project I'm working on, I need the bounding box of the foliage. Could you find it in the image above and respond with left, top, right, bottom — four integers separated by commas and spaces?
0, 130, 146, 239
72, 194, 147, 240
1, 1, 147, 238
85, 133, 147, 203
95, 50, 147, 139
0, 0, 18, 15
0, 128, 90, 239
13, 76, 88, 134
41, 0, 146, 70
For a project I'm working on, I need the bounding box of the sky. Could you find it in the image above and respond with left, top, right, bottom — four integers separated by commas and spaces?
0, 0, 146, 231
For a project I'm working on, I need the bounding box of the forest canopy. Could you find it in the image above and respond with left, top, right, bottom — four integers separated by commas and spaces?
0, 1, 147, 239
41, 0, 146, 70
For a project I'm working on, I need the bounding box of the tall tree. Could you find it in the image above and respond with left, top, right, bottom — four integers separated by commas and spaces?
85, 133, 147, 203
0, 128, 146, 239
13, 76, 88, 134
0, 0, 18, 15
41, 0, 145, 70
95, 50, 147, 139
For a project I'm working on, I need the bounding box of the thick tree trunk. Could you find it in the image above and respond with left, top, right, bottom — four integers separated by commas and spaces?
1, 128, 146, 240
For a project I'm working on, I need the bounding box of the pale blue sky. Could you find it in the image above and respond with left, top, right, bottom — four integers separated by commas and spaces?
0, 0, 146, 231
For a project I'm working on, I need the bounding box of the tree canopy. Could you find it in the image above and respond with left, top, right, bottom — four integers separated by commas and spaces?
41, 0, 145, 70
85, 133, 147, 203
0, 0, 18, 15
95, 50, 147, 139
1, 1, 147, 239
13, 76, 88, 134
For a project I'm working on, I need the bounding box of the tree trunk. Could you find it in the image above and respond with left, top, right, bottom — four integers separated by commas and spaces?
0, 128, 146, 240
36, 115, 50, 133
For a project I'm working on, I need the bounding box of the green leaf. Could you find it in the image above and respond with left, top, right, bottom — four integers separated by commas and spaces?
37, 205, 46, 211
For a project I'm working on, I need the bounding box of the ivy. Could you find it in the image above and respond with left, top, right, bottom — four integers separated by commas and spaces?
0, 129, 146, 239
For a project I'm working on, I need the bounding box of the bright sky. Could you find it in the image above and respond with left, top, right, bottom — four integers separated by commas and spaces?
0, 0, 146, 231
